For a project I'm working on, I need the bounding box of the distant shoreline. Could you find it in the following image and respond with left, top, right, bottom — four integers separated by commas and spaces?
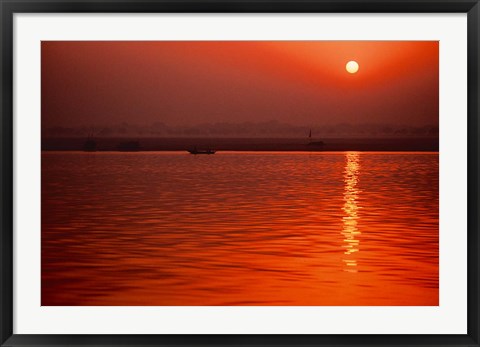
42, 137, 439, 152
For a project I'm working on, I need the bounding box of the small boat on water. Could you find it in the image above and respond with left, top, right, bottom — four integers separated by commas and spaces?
307, 129, 325, 148
188, 148, 216, 155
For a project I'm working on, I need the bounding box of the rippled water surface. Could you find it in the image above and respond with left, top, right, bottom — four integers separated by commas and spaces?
42, 151, 438, 305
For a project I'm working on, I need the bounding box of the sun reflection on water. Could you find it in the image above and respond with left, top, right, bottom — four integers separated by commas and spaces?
342, 152, 361, 272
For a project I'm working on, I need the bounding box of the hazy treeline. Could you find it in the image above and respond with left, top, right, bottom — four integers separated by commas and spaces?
42, 121, 439, 138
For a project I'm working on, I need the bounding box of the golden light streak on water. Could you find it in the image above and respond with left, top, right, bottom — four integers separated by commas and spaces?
342, 152, 361, 272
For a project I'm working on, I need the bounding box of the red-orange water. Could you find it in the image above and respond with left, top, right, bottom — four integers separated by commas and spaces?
41, 151, 438, 306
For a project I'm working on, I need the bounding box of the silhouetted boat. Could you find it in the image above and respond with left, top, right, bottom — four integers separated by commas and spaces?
307, 129, 325, 148
188, 148, 216, 155
117, 141, 141, 152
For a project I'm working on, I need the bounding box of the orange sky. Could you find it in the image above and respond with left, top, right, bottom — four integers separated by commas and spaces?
41, 41, 438, 130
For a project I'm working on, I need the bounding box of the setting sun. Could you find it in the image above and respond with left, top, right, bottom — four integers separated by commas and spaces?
346, 60, 359, 74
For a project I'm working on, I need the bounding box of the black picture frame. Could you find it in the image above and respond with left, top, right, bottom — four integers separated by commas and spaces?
1, 0, 479, 346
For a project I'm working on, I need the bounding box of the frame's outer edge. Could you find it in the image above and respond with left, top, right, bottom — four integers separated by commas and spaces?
1, 1, 480, 346
468, 1, 480, 345
0, 0, 14, 346
0, 0, 477, 13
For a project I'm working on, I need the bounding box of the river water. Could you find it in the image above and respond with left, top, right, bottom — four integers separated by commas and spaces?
41, 151, 438, 306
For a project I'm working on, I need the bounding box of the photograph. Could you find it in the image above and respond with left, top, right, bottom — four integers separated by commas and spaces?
41, 40, 439, 306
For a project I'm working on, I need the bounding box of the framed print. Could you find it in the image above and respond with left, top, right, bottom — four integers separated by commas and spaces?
1, 0, 479, 346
